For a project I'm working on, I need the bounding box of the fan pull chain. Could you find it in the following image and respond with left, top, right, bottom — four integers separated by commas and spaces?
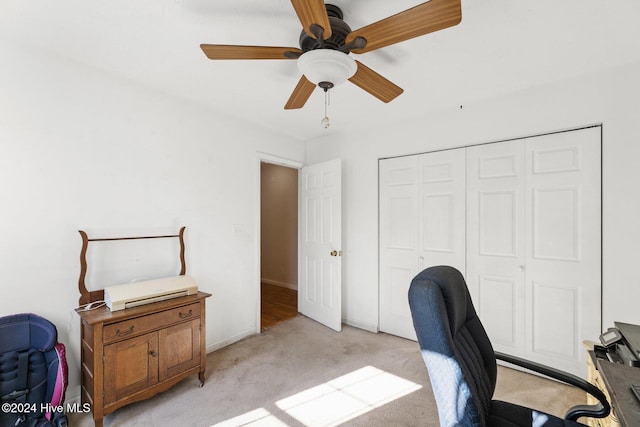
321, 88, 330, 129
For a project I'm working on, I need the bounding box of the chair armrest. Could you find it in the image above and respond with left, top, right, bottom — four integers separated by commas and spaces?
495, 351, 610, 422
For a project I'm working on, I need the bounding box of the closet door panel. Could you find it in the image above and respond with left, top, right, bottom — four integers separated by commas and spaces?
531, 281, 579, 358
466, 141, 526, 354
524, 127, 601, 376
379, 156, 420, 339
379, 149, 466, 339
478, 190, 518, 256
532, 188, 580, 260
418, 149, 466, 272
478, 275, 519, 347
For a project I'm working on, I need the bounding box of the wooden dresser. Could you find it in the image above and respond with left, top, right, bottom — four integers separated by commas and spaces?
76, 292, 210, 427
76, 227, 211, 427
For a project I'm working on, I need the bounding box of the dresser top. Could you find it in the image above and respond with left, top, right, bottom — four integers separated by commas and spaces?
76, 291, 211, 325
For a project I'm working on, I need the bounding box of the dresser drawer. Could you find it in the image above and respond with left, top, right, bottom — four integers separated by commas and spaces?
103, 303, 201, 344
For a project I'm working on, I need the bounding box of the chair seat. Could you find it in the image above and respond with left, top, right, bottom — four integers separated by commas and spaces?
489, 401, 587, 427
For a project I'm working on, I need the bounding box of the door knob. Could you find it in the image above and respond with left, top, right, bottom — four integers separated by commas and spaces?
518, 265, 525, 272
330, 250, 338, 257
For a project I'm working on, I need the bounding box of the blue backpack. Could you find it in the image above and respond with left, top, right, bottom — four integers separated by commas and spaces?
0, 313, 68, 427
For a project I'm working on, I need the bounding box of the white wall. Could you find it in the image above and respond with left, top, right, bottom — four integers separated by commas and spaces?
0, 39, 304, 400
306, 61, 640, 335
260, 163, 298, 289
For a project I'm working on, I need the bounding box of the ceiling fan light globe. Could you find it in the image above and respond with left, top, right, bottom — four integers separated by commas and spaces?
297, 49, 357, 87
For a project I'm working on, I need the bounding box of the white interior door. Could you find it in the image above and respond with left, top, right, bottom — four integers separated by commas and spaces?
379, 149, 466, 339
298, 158, 342, 332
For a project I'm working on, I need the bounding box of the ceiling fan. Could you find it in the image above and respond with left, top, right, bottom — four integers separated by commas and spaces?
200, 0, 461, 110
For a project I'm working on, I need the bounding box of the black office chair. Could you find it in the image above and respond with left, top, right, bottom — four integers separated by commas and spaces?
408, 265, 610, 427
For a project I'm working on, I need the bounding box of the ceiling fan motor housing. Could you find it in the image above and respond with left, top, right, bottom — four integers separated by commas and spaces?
299, 5, 352, 52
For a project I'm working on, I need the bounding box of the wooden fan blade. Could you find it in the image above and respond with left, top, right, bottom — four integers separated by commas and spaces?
285, 75, 317, 110
200, 44, 302, 60
346, 0, 461, 54
349, 61, 403, 103
290, 0, 332, 39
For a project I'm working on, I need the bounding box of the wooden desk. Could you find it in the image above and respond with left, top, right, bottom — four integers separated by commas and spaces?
596, 359, 640, 427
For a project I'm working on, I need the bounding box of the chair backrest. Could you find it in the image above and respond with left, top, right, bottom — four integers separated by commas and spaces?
0, 313, 68, 426
408, 266, 497, 427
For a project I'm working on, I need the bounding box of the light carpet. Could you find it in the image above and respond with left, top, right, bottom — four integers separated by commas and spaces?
69, 315, 586, 426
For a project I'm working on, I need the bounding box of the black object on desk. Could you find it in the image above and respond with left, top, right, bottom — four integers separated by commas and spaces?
597, 322, 640, 367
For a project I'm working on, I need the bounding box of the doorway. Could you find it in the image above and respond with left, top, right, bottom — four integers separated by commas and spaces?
260, 162, 299, 330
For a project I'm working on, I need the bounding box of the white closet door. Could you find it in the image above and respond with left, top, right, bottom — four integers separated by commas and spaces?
379, 127, 601, 375
524, 128, 601, 376
379, 149, 466, 339
466, 140, 527, 356
467, 128, 601, 376
379, 156, 420, 339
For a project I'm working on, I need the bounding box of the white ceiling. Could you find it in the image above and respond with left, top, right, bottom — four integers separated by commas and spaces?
2, 0, 640, 141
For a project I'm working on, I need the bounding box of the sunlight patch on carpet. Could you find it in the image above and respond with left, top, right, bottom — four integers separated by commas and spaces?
210, 408, 288, 426
275, 365, 422, 426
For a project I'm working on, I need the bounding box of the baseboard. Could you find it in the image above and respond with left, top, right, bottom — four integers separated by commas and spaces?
206, 327, 256, 353
261, 278, 298, 291
343, 317, 379, 333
